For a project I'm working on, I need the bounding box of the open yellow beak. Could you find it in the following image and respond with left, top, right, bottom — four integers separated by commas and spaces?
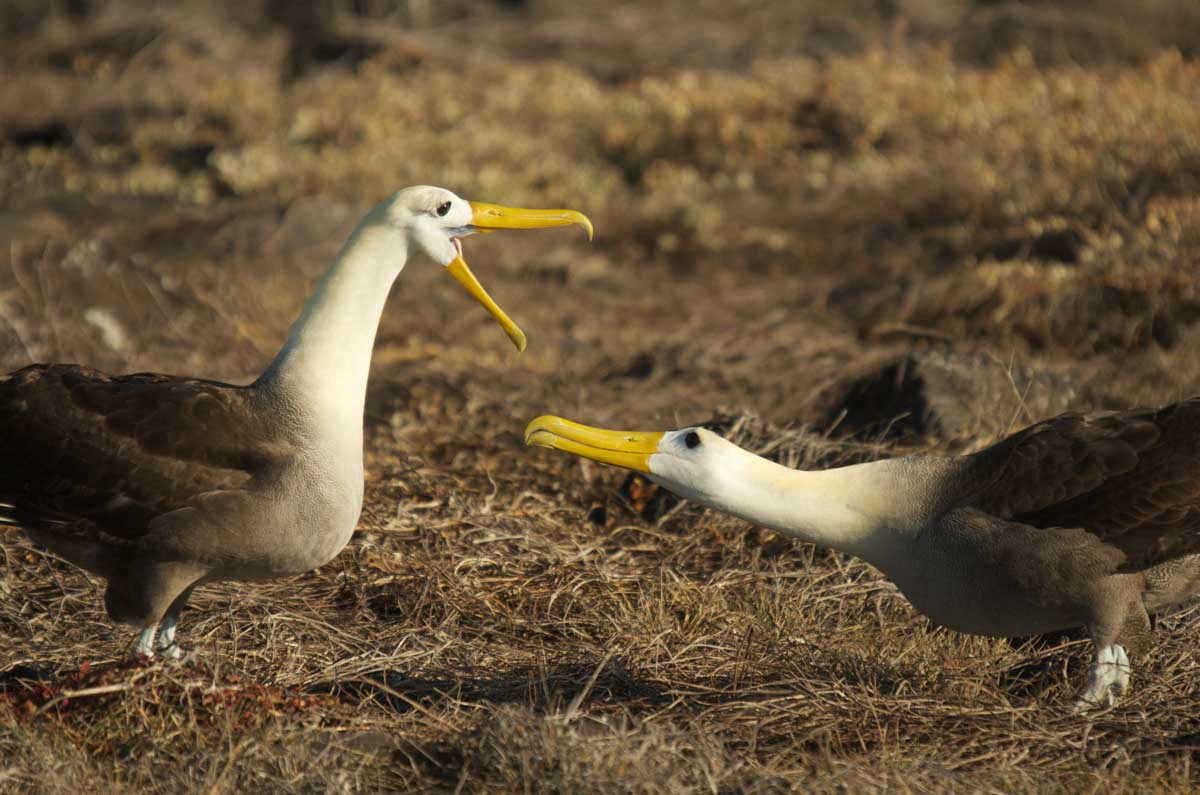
446, 256, 528, 352
447, 201, 593, 353
524, 415, 663, 473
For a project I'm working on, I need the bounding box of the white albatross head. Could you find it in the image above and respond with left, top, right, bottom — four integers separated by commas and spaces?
381, 186, 593, 352
523, 414, 895, 557
523, 415, 742, 505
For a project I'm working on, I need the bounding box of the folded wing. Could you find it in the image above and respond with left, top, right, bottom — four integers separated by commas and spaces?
0, 364, 295, 551
958, 398, 1200, 569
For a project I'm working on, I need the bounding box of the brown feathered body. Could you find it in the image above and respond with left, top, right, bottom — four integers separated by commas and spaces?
0, 364, 360, 630
858, 398, 1200, 681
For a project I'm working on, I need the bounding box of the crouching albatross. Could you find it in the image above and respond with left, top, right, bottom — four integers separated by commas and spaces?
0, 186, 591, 659
525, 405, 1200, 709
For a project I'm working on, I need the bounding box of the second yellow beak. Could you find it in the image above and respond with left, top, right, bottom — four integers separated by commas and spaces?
524, 415, 663, 473
448, 201, 593, 353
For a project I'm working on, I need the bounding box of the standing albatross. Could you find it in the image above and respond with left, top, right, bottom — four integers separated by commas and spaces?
0, 185, 591, 659
525, 405, 1200, 709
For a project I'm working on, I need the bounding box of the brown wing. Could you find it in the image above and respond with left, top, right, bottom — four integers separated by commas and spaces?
958, 398, 1200, 569
0, 364, 295, 545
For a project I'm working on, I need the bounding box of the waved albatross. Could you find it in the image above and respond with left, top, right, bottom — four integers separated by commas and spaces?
525, 405, 1200, 709
0, 186, 591, 659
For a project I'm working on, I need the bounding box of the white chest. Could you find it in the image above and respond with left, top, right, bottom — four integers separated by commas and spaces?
212, 449, 363, 580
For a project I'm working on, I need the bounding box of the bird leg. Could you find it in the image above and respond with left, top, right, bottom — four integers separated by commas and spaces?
1074, 575, 1149, 711
154, 582, 198, 661
133, 625, 158, 659
130, 618, 184, 661
1074, 644, 1131, 711
112, 571, 200, 662
155, 615, 183, 660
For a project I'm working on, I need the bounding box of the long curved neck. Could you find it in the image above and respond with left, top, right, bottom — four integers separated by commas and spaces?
257, 215, 407, 443
663, 447, 951, 569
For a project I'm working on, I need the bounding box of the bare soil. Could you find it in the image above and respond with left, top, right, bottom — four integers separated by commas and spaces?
3, 1, 1200, 792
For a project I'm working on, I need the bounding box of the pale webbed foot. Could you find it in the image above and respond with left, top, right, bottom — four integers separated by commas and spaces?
133, 625, 157, 659
1074, 644, 1130, 712
155, 615, 184, 660
157, 644, 184, 661
131, 616, 187, 662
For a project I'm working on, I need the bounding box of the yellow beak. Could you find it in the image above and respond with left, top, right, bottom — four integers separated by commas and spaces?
524, 415, 663, 473
446, 256, 528, 352
447, 201, 594, 353
469, 202, 594, 240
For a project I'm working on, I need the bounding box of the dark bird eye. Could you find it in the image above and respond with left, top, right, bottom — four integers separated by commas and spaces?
684, 431, 701, 449
436, 201, 452, 217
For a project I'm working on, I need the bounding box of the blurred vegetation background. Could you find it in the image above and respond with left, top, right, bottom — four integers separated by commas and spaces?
2, 1, 1199, 395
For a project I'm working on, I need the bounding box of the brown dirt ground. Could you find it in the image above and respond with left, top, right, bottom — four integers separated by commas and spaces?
3, 1, 1200, 792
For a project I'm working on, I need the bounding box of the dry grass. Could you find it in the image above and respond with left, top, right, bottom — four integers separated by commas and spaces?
3, 1, 1200, 792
